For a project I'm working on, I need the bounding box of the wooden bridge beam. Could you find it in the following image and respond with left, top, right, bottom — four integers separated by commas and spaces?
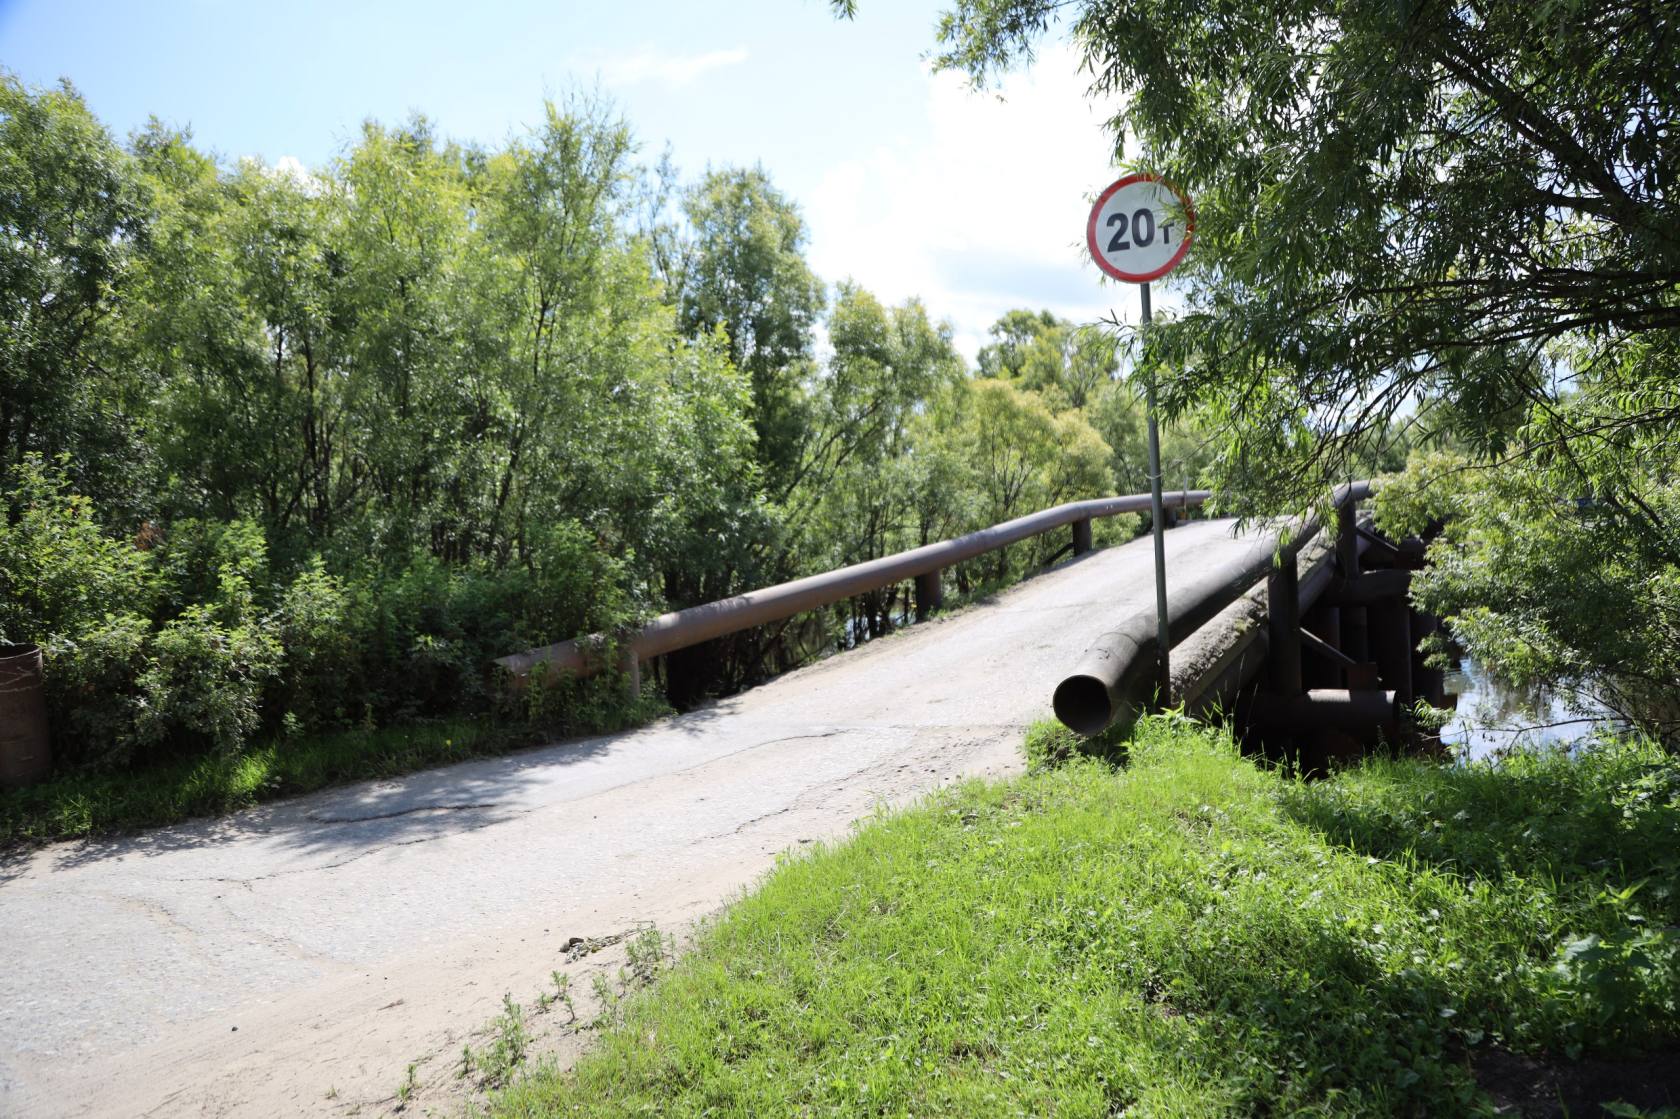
1267, 554, 1303, 696
1336, 505, 1370, 663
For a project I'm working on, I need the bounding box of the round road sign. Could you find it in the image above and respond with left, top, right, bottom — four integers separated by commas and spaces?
1086, 174, 1195, 283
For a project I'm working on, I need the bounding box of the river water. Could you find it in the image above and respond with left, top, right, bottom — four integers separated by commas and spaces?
1440, 657, 1619, 761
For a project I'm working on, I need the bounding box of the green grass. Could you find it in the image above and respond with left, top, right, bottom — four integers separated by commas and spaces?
492, 718, 1680, 1117
0, 717, 538, 843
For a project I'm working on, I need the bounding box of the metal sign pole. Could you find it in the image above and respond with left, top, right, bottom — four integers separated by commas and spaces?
1141, 280, 1171, 702
1086, 172, 1193, 713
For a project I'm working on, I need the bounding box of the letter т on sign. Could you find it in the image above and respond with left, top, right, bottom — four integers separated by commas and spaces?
1086, 173, 1194, 283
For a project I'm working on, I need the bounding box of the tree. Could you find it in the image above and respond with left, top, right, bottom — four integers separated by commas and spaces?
927, 378, 1113, 581
854, 0, 1680, 518
976, 308, 1115, 409
794, 285, 965, 633
1380, 450, 1680, 748
0, 76, 151, 511
677, 167, 826, 491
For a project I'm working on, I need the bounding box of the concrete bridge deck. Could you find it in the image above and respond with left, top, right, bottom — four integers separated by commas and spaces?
0, 517, 1274, 1118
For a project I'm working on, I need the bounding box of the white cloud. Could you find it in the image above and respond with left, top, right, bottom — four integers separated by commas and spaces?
239, 153, 328, 196
806, 45, 1178, 364
590, 46, 751, 88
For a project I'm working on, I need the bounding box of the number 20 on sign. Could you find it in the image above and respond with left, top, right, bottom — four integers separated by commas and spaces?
1085, 173, 1194, 283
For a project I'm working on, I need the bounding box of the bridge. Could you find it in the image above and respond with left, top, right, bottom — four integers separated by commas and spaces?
0, 493, 1437, 1117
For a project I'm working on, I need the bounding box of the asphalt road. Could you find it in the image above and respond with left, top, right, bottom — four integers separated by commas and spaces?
0, 517, 1270, 1117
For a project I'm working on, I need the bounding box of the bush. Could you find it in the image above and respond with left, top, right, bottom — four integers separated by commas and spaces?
41, 611, 151, 768
0, 459, 652, 774
0, 455, 154, 643
135, 603, 281, 756
271, 558, 354, 733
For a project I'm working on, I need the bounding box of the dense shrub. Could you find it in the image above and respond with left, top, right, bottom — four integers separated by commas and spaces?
135, 602, 281, 755
0, 455, 154, 641
0, 458, 638, 766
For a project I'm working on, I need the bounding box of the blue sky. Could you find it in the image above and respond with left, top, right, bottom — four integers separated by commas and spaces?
1, 0, 1160, 359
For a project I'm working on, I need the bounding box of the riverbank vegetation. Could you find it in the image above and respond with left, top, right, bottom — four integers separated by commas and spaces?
486, 719, 1680, 1116
0, 73, 1234, 810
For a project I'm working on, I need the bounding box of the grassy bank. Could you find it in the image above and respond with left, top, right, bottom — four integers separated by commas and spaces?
493, 719, 1680, 1117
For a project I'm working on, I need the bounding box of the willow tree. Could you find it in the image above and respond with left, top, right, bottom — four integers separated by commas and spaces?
0, 75, 151, 512
840, 1, 1679, 514
677, 167, 826, 493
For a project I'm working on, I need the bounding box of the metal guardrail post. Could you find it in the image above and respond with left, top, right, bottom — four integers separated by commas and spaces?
1072, 518, 1093, 556
914, 569, 944, 621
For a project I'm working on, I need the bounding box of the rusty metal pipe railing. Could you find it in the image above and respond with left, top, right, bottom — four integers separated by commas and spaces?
497, 489, 1213, 682
1052, 481, 1373, 736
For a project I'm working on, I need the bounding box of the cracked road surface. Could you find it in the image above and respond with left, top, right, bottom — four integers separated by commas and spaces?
0, 518, 1265, 1117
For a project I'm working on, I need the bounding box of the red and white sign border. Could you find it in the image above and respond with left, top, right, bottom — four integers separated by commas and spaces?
1085, 172, 1196, 283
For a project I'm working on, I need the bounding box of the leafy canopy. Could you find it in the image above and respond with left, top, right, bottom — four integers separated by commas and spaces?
841, 0, 1680, 517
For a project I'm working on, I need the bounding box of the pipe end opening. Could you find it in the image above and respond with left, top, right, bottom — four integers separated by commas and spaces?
1053, 674, 1116, 737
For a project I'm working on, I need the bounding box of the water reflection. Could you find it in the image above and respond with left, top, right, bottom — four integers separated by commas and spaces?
1440, 657, 1618, 761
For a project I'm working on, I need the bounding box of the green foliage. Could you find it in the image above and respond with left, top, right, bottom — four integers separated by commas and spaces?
1379, 449, 1680, 747
45, 611, 152, 762
0, 73, 152, 510
492, 722, 1680, 1116
960, 378, 1112, 521
0, 455, 154, 644
135, 601, 281, 755
977, 308, 1115, 409
677, 166, 826, 490
0, 74, 1137, 792
912, 0, 1680, 508
460, 993, 531, 1089
0, 458, 278, 766
1021, 716, 1130, 771
1280, 736, 1680, 1057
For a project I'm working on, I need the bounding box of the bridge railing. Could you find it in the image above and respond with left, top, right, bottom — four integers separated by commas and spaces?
496, 488, 1212, 685
1052, 480, 1373, 736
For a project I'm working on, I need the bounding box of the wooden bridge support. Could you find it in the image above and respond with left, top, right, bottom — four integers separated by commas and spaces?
1369, 600, 1414, 705
1301, 603, 1343, 688
1267, 553, 1302, 696
1336, 505, 1370, 663
1241, 511, 1443, 762
1047, 481, 1450, 757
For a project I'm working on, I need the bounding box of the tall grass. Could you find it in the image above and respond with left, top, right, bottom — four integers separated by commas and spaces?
493, 720, 1679, 1117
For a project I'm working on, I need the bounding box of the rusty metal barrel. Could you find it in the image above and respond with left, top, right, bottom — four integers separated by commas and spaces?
0, 643, 52, 787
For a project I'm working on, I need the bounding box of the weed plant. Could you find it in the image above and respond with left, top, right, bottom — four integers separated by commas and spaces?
460, 994, 531, 1089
